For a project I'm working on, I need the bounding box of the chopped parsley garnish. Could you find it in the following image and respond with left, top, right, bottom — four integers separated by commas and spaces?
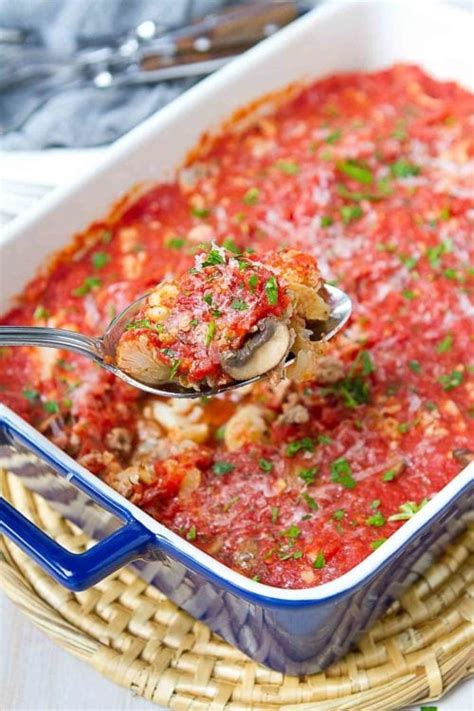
91, 251, 109, 269
248, 274, 259, 292
23, 388, 39, 402
264, 275, 278, 305
214, 425, 225, 441
186, 526, 197, 541
43, 400, 59, 414
443, 267, 459, 280
399, 254, 418, 271
271, 506, 280, 523
259, 458, 273, 472
317, 434, 333, 445
72, 277, 102, 297
213, 461, 234, 476
286, 437, 315, 457
243, 187, 260, 205
389, 159, 421, 178
205, 320, 216, 345
402, 289, 416, 300
275, 159, 299, 175
282, 524, 301, 539
438, 369, 463, 391
237, 258, 250, 270
169, 359, 181, 380
337, 159, 373, 184
313, 551, 326, 569
425, 239, 452, 268
325, 128, 342, 144
388, 499, 429, 521
202, 249, 224, 267
321, 215, 333, 228
330, 458, 356, 489
298, 467, 318, 485
231, 299, 248, 311
302, 492, 318, 511
278, 548, 303, 561
203, 293, 213, 305
408, 360, 421, 374
382, 468, 399, 482
325, 375, 370, 408
191, 206, 211, 219
436, 333, 453, 353
33, 305, 49, 320
370, 538, 387, 550
357, 350, 375, 376
166, 236, 186, 250
333, 509, 345, 520
370, 499, 381, 510
337, 183, 386, 202
340, 204, 363, 224
125, 318, 153, 331
222, 237, 240, 254
366, 511, 386, 527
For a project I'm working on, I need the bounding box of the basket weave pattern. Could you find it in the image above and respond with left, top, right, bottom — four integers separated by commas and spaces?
1, 470, 473, 710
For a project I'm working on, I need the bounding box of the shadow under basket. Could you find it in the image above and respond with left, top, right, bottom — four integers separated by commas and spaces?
0, 469, 473, 711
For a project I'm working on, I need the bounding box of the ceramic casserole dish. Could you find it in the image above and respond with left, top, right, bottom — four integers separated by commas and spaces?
0, 0, 473, 675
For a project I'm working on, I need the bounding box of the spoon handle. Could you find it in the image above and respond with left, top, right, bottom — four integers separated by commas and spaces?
0, 326, 104, 364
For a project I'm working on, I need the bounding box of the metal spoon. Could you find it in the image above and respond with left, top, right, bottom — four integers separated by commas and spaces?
0, 284, 351, 399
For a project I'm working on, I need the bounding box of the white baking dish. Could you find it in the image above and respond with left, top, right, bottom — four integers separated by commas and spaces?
1, 0, 473, 674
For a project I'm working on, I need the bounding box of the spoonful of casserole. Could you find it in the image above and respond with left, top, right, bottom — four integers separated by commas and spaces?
0, 246, 351, 398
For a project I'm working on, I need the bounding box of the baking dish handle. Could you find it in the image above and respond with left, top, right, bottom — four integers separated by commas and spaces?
0, 404, 156, 591
0, 498, 154, 591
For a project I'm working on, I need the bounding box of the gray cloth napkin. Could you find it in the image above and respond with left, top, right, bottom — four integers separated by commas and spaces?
0, 0, 224, 150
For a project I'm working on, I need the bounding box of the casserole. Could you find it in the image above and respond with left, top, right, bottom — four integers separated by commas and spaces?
0, 0, 473, 674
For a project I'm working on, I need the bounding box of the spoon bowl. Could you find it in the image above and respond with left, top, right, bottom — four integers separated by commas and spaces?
0, 284, 351, 399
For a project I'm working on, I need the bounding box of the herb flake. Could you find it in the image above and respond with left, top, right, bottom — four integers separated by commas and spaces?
330, 458, 356, 489
264, 275, 278, 305
286, 437, 315, 457
213, 461, 234, 476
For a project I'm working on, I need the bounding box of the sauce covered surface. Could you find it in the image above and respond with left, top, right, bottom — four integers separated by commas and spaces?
1, 65, 473, 588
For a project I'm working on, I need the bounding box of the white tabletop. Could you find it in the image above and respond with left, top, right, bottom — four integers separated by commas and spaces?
1, 147, 473, 711
0, 592, 472, 710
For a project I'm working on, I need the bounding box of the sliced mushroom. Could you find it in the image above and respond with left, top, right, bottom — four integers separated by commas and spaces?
116, 335, 170, 384
221, 317, 291, 381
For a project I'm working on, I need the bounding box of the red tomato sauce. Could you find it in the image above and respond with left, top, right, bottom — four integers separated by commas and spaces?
117, 247, 291, 386
1, 65, 473, 588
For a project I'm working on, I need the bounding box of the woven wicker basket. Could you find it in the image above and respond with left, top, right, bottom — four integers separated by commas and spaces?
1, 469, 473, 710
